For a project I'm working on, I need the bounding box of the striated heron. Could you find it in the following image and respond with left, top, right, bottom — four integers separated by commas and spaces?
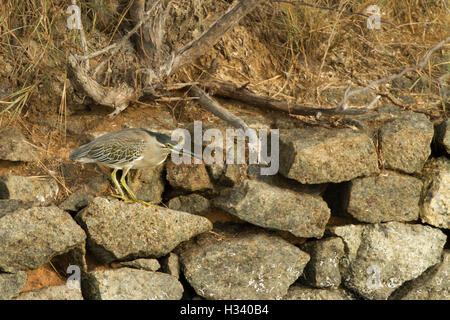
69, 128, 199, 205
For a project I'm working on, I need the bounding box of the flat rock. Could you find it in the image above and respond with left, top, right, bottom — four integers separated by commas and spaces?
300, 237, 345, 288
117, 259, 160, 272
127, 166, 165, 204
214, 180, 330, 238
0, 271, 27, 300
279, 127, 379, 184
420, 158, 450, 229
76, 197, 212, 263
284, 285, 354, 300
14, 285, 83, 300
82, 268, 183, 300
0, 175, 59, 205
207, 163, 246, 187
161, 253, 180, 279
168, 194, 210, 216
177, 224, 310, 300
328, 222, 446, 300
0, 206, 86, 272
346, 172, 423, 223
166, 162, 213, 192
0, 128, 37, 162
390, 250, 450, 300
60, 174, 110, 212
378, 112, 433, 173
435, 119, 450, 153
247, 164, 327, 196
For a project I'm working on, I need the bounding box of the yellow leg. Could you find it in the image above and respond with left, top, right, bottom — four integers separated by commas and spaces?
110, 168, 128, 201
120, 167, 154, 206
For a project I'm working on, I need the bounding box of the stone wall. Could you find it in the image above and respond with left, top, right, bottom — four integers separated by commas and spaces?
0, 106, 448, 300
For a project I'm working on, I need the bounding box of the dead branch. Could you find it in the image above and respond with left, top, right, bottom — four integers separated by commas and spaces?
67, 54, 135, 117
71, 0, 89, 69
190, 85, 261, 161
76, 0, 162, 62
68, 0, 267, 117
200, 79, 367, 116
190, 85, 250, 130
131, 0, 170, 73
338, 36, 450, 110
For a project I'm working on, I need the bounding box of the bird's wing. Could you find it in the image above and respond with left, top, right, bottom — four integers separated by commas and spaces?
85, 137, 146, 165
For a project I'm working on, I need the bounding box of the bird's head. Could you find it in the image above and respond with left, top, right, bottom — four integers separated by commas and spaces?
161, 140, 202, 160
144, 129, 201, 160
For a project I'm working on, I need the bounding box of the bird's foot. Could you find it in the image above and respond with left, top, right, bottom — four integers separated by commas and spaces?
110, 193, 156, 207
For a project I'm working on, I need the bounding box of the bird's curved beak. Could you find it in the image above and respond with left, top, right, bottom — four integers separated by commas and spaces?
167, 143, 202, 160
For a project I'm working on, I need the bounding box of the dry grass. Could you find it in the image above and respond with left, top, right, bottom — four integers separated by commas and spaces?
246, 0, 449, 116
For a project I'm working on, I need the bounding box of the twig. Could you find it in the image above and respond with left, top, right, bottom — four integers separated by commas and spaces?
190, 85, 261, 163
92, 0, 162, 76
318, 0, 348, 76
338, 36, 450, 110
74, 0, 162, 75
190, 85, 249, 130
71, 0, 89, 69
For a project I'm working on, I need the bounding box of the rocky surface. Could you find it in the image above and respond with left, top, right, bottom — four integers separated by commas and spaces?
14, 285, 83, 300
0, 206, 86, 272
177, 225, 310, 300
0, 175, 59, 205
378, 112, 434, 173
0, 106, 447, 301
345, 172, 423, 223
127, 166, 165, 204
59, 174, 109, 212
0, 271, 27, 300
0, 128, 37, 162
214, 180, 330, 238
117, 259, 161, 272
168, 194, 210, 215
300, 237, 345, 288
435, 119, 450, 153
390, 250, 450, 300
82, 268, 183, 300
76, 197, 212, 263
279, 127, 379, 184
166, 162, 213, 192
420, 157, 449, 229
285, 285, 354, 300
0, 199, 33, 218
161, 253, 180, 279
328, 222, 446, 300
207, 162, 246, 187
